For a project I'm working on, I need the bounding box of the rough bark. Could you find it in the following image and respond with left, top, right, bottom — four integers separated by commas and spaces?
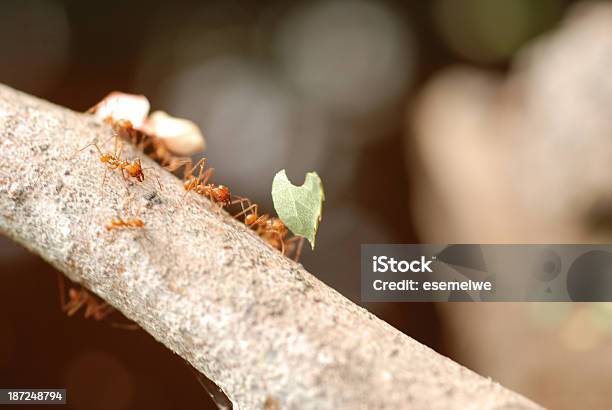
0, 84, 540, 410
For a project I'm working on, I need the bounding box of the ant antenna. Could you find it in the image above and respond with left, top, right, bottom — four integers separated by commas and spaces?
72, 141, 104, 159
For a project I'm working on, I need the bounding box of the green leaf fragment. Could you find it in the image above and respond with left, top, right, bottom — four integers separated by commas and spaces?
271, 169, 324, 249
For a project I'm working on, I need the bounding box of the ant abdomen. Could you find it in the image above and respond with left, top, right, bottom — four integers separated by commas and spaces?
245, 213, 257, 226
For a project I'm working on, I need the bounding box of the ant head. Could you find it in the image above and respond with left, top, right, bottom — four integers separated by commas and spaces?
125, 162, 145, 182
68, 288, 79, 300
115, 119, 134, 129
100, 154, 113, 163
113, 120, 135, 139
136, 170, 145, 182
272, 219, 287, 233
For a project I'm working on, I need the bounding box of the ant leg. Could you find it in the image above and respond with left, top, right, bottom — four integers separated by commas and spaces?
254, 214, 269, 226
133, 130, 148, 151
164, 158, 191, 173
66, 293, 86, 317
285, 236, 305, 262
233, 203, 256, 220
200, 167, 214, 186
85, 298, 109, 320
280, 235, 286, 255
273, 231, 286, 255
238, 196, 250, 214
122, 195, 132, 218
66, 302, 84, 317
194, 158, 212, 185
204, 191, 223, 213
117, 167, 133, 191
84, 299, 96, 319
142, 167, 162, 190
181, 186, 193, 203
229, 195, 251, 212
160, 154, 191, 171
181, 161, 210, 206
181, 176, 201, 203
186, 157, 207, 181
116, 138, 124, 161
245, 213, 269, 230
249, 214, 269, 231
92, 303, 114, 321
57, 272, 69, 311
196, 159, 209, 184
101, 168, 110, 190
295, 239, 304, 262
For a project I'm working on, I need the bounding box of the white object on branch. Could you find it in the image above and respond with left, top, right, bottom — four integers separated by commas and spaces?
143, 110, 205, 155
89, 92, 205, 155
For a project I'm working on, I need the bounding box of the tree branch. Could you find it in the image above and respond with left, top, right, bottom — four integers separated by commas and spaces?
0, 85, 540, 409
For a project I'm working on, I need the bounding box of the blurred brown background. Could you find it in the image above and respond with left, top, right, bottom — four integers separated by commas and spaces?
3, 0, 612, 409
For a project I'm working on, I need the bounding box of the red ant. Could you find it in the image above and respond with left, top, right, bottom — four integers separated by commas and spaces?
183, 158, 232, 207
142, 133, 192, 173
108, 118, 140, 141
234, 199, 305, 261
57, 274, 139, 329
110, 119, 192, 174
76, 133, 161, 189
86, 93, 198, 176
105, 212, 145, 231
58, 273, 114, 320
105, 197, 147, 232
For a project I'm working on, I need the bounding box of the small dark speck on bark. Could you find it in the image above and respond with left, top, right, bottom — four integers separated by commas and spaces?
145, 190, 163, 207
